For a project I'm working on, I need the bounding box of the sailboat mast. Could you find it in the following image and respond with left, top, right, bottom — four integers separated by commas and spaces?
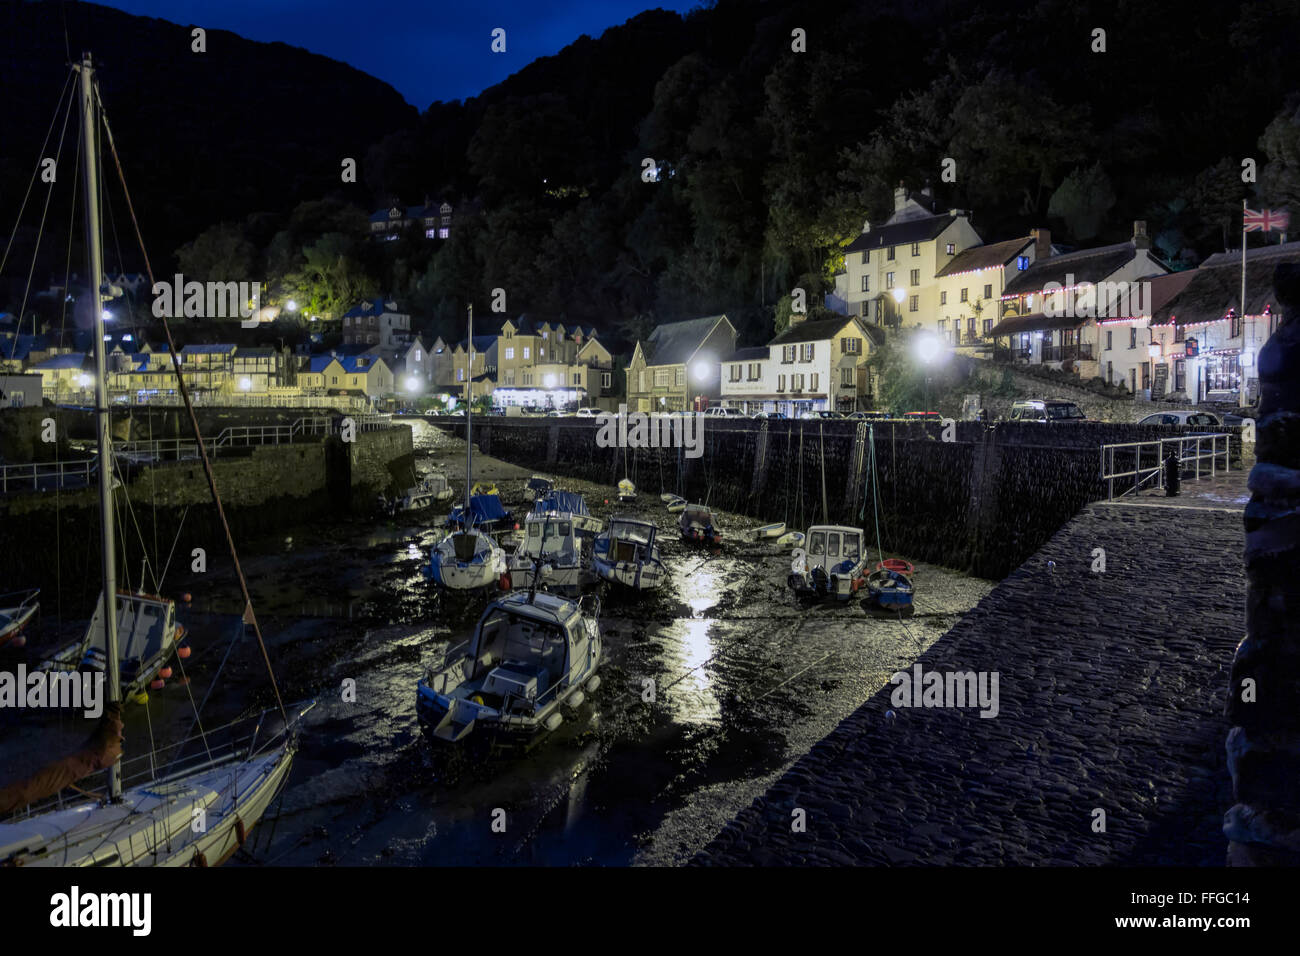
465, 303, 472, 518
79, 53, 123, 800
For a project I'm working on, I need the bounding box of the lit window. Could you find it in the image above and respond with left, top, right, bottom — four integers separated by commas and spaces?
523, 347, 530, 359
1017, 256, 1029, 270
960, 288, 968, 302
946, 243, 955, 255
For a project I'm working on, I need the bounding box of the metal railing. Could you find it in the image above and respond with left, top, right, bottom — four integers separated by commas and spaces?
0, 458, 98, 493
114, 413, 393, 463
1042, 344, 1094, 362
1100, 433, 1232, 499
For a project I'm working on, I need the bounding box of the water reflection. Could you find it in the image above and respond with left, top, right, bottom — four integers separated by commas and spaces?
663, 559, 723, 724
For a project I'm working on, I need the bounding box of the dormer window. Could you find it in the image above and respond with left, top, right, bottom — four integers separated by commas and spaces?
1017, 256, 1030, 270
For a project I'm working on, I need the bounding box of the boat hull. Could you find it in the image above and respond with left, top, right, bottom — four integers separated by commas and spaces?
593, 556, 665, 591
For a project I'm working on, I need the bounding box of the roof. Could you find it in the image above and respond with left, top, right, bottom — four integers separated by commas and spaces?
768, 316, 884, 347
936, 237, 1035, 278
0, 333, 48, 361
306, 353, 388, 374
180, 343, 237, 354
32, 353, 87, 369
343, 299, 403, 318
987, 312, 1087, 337
640, 315, 730, 367
501, 314, 599, 339
844, 215, 957, 255
1002, 243, 1138, 296
234, 346, 276, 358
1152, 245, 1300, 326
725, 346, 769, 362
455, 335, 498, 352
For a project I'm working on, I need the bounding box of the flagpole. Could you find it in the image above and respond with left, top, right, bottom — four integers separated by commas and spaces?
1240, 199, 1248, 409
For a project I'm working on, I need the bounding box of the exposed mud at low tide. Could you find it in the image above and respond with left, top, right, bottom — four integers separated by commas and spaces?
0, 418, 993, 865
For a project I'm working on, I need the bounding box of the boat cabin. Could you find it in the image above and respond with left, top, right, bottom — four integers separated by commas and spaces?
463, 593, 591, 710
804, 526, 864, 573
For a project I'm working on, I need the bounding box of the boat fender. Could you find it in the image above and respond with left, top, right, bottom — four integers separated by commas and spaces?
178, 646, 192, 659
499, 572, 512, 590
193, 849, 208, 867
567, 690, 585, 709
543, 712, 563, 732
585, 675, 601, 693
235, 817, 246, 846
150, 678, 165, 690
159, 667, 173, 679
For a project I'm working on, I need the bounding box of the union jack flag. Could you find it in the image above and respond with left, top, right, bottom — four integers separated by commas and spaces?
1243, 207, 1289, 232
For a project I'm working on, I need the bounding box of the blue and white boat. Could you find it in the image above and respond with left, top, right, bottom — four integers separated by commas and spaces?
787, 525, 868, 602
593, 518, 665, 591
426, 528, 508, 591
416, 588, 602, 747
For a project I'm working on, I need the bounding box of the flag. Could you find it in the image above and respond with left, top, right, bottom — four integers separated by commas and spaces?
1243, 207, 1289, 232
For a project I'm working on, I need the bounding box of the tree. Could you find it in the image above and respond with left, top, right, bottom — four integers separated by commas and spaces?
175, 223, 257, 283
288, 233, 376, 319
1048, 162, 1117, 241
1259, 102, 1300, 214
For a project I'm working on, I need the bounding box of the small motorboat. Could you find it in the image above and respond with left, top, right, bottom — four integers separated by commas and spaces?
508, 510, 598, 591
665, 495, 687, 513
0, 589, 39, 650
470, 481, 499, 497
865, 560, 915, 614
593, 518, 665, 591
754, 522, 786, 541
526, 476, 555, 503
679, 503, 722, 545
788, 525, 868, 602
425, 528, 509, 592
617, 478, 636, 503
39, 590, 183, 700
416, 588, 602, 748
385, 472, 453, 514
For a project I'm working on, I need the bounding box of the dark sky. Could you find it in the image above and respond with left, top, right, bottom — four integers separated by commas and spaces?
101, 0, 700, 109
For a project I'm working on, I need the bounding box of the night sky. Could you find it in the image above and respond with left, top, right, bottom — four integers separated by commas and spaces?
100, 0, 700, 108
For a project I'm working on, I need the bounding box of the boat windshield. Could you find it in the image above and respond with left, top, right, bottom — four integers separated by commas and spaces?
476, 609, 568, 680
843, 534, 862, 559
527, 520, 573, 553
612, 522, 651, 544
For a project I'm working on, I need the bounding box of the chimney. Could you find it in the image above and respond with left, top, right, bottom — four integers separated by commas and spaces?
1132, 220, 1149, 249
1031, 227, 1051, 261
894, 181, 908, 213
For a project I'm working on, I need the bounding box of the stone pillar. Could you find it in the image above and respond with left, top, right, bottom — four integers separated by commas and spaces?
1224, 262, 1300, 865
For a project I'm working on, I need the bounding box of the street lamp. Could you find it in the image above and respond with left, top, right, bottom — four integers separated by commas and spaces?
692, 359, 711, 382
912, 331, 943, 411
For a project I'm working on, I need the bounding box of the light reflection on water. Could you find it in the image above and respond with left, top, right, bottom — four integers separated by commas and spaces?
662, 558, 723, 724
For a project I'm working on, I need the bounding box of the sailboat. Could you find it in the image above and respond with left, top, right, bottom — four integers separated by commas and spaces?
0, 54, 308, 866
0, 589, 39, 650
426, 305, 508, 592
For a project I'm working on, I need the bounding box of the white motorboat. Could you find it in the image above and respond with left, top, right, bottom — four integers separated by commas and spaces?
386, 472, 453, 513
426, 529, 508, 591
508, 512, 597, 590
593, 517, 665, 591
787, 525, 869, 601
416, 589, 602, 748
679, 503, 722, 545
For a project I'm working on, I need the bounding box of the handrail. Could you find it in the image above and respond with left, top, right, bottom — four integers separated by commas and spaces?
1099, 432, 1231, 499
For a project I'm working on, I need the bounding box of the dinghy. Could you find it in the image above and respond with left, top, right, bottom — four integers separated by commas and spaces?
385, 472, 452, 514
865, 566, 915, 613
470, 481, 499, 497
787, 525, 869, 602
666, 496, 687, 513
593, 518, 665, 591
617, 478, 636, 502
659, 492, 679, 503
0, 589, 39, 650
754, 522, 786, 541
777, 531, 805, 548
416, 588, 602, 749
679, 503, 722, 545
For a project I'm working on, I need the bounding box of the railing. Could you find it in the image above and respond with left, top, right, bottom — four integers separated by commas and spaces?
1042, 344, 1094, 362
114, 413, 393, 463
1099, 433, 1232, 499
993, 347, 1032, 363
0, 458, 98, 493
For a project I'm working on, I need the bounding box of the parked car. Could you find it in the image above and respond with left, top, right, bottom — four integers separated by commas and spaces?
800, 410, 844, 420
1137, 410, 1222, 428
545, 410, 562, 418
575, 407, 600, 417
1007, 400, 1086, 423
902, 411, 943, 421
752, 411, 788, 420
848, 410, 892, 420
703, 406, 746, 417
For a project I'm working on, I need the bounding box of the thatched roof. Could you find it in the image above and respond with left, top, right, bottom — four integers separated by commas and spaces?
1153, 243, 1300, 326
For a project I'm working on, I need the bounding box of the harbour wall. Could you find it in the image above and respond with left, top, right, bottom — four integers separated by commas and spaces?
439, 417, 1244, 579
0, 426, 412, 608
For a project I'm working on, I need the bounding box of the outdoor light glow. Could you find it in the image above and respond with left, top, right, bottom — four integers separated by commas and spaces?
692, 360, 711, 382
913, 332, 942, 365
286, 300, 298, 312
1148, 344, 1161, 359
891, 287, 906, 303
77, 374, 92, 388
239, 376, 252, 391
102, 309, 113, 320
543, 374, 557, 388
405, 375, 421, 393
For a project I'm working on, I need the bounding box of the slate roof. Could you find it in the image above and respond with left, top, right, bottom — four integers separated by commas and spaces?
768, 316, 885, 347
307, 353, 389, 374
640, 315, 729, 367
725, 346, 770, 362
936, 237, 1035, 278
988, 313, 1088, 337
1002, 243, 1139, 296
32, 353, 87, 369
844, 215, 957, 255
179, 343, 237, 354
0, 333, 48, 361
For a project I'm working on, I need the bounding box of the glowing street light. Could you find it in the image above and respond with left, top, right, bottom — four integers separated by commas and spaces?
913, 331, 943, 365
286, 299, 298, 312
891, 287, 905, 304
239, 376, 253, 392
543, 373, 557, 389
405, 375, 421, 394
691, 359, 711, 383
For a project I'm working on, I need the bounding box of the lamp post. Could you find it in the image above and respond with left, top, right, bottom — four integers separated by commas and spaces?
913, 331, 942, 412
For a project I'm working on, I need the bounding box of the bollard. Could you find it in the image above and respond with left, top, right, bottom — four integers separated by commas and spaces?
1163, 451, 1180, 497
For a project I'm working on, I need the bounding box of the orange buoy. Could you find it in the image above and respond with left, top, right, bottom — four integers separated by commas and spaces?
178, 646, 192, 659
499, 572, 512, 590
159, 667, 173, 679
182, 593, 192, 603
150, 678, 165, 690
513, 523, 520, 530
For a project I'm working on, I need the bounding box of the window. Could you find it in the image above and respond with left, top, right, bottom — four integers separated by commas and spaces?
938, 319, 947, 333
573, 373, 581, 385
983, 318, 993, 336
1017, 256, 1030, 271
1141, 362, 1150, 389
960, 288, 968, 302
782, 345, 796, 363
675, 368, 685, 386
457, 369, 464, 382
505, 347, 515, 360
811, 373, 819, 391
729, 364, 741, 382
940, 291, 947, 305
654, 369, 671, 387
886, 272, 895, 288
946, 243, 955, 255
1106, 330, 1112, 350
861, 275, 870, 293
909, 295, 919, 312
1129, 327, 1137, 349
1174, 325, 1185, 343
863, 250, 869, 264
523, 372, 532, 385
523, 347, 531, 360
911, 242, 920, 256
841, 337, 861, 355
542, 331, 548, 340
841, 368, 854, 386
887, 247, 896, 260
602, 372, 612, 388
800, 343, 814, 362
747, 363, 761, 380
910, 269, 920, 286
778, 374, 786, 392
983, 284, 992, 300
438, 228, 449, 239
1230, 313, 1242, 338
